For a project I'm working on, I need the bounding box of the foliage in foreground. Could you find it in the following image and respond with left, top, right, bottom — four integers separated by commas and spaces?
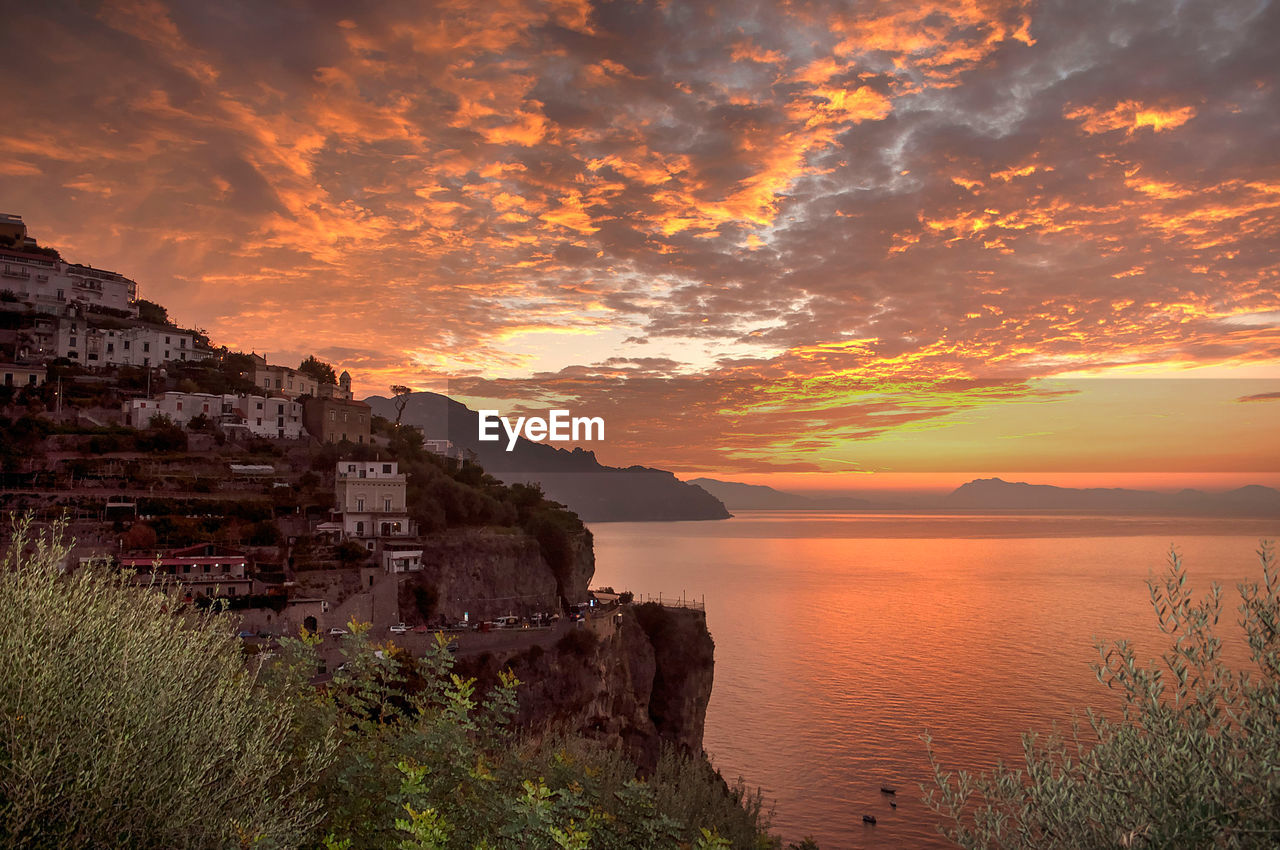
926, 543, 1280, 849
0, 521, 774, 849
0, 519, 327, 848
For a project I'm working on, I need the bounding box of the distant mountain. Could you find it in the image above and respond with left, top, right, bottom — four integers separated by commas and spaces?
364, 392, 730, 523
689, 477, 880, 510
944, 478, 1280, 517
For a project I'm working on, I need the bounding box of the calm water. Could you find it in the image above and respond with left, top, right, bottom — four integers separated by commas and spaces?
591, 511, 1280, 850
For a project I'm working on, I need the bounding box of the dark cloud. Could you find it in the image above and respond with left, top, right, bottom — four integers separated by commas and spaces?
0, 0, 1275, 471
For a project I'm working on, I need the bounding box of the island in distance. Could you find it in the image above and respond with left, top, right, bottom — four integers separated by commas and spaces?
364, 391, 730, 523
694, 476, 1280, 518
689, 477, 882, 511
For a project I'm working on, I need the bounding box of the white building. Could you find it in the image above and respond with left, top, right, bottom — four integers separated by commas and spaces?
1, 362, 45, 388
0, 247, 138, 317
226, 394, 306, 439
56, 318, 202, 367
249, 358, 353, 401
382, 544, 425, 573
124, 391, 305, 439
334, 460, 414, 540
252, 362, 320, 399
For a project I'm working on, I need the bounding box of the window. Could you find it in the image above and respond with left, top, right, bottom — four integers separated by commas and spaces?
180, 338, 186, 348
356, 497, 365, 511
106, 343, 114, 353
69, 337, 77, 347
383, 497, 391, 512
382, 464, 392, 474
176, 402, 183, 411
355, 521, 364, 534
329, 410, 336, 422
165, 336, 171, 344
143, 342, 150, 352
123, 340, 130, 350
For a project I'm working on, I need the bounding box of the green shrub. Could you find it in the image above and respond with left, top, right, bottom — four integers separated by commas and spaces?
0, 519, 328, 848
927, 543, 1280, 849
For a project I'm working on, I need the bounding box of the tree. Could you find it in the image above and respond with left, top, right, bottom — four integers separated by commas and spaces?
298, 355, 337, 385
926, 543, 1280, 849
135, 298, 170, 326
390, 384, 412, 425
120, 522, 158, 551
335, 539, 371, 567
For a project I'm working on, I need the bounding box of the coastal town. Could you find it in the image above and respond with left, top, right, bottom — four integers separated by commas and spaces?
0, 213, 621, 665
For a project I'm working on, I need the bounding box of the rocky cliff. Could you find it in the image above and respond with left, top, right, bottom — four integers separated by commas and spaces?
396, 526, 594, 622
460, 603, 715, 771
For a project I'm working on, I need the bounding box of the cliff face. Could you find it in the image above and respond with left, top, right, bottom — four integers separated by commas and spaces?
396, 527, 594, 622
461, 603, 714, 771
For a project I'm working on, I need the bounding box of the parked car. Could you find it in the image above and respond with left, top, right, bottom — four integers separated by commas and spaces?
389, 623, 409, 634
412, 624, 430, 634
328, 627, 348, 636
236, 630, 256, 639
493, 615, 520, 629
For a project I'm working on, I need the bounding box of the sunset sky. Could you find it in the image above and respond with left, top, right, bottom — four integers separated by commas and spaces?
2, 0, 1277, 489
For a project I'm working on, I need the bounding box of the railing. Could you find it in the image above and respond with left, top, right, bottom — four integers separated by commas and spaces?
631, 592, 705, 611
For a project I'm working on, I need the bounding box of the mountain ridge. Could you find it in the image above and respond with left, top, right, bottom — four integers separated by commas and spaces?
363, 392, 731, 523
686, 475, 1280, 517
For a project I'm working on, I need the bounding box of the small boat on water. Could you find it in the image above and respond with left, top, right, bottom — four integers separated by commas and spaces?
880, 786, 897, 795
862, 815, 877, 825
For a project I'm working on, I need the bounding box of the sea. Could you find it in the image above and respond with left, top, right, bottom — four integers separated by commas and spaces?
590, 511, 1280, 850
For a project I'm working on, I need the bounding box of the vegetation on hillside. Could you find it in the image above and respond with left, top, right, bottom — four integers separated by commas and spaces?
0, 522, 776, 849
299, 355, 338, 385
926, 544, 1280, 849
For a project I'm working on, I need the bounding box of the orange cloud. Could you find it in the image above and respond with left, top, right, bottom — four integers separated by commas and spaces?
1065, 100, 1198, 135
